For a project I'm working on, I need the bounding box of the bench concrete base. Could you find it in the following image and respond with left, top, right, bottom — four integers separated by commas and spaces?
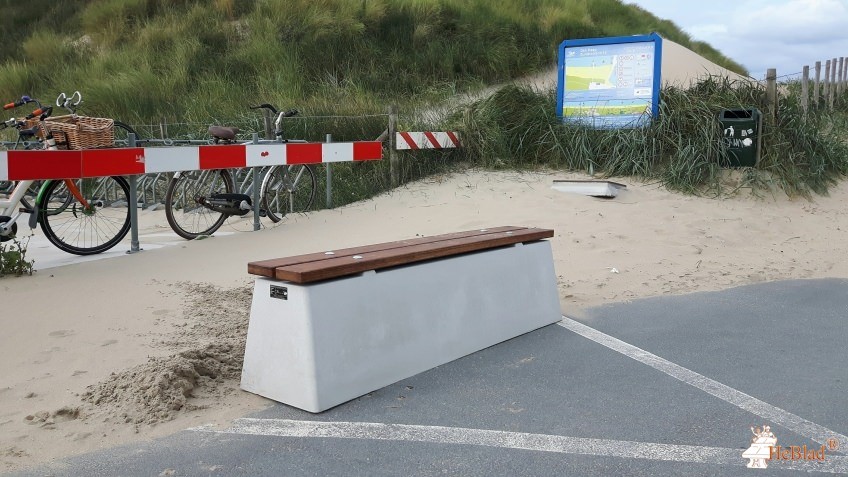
240, 240, 561, 413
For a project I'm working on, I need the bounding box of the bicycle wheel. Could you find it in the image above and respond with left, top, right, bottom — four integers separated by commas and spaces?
260, 165, 316, 223
38, 176, 131, 255
165, 169, 234, 240
113, 120, 140, 147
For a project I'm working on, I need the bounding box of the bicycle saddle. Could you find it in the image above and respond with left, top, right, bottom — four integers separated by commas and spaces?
208, 126, 239, 141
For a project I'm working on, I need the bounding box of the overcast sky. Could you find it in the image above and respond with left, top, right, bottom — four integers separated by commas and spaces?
626, 0, 848, 80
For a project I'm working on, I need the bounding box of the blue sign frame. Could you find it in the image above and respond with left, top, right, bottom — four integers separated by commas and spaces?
557, 33, 663, 128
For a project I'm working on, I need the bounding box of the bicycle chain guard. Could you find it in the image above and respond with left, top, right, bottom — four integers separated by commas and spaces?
204, 193, 253, 216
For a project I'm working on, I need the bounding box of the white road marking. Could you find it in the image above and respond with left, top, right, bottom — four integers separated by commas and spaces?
558, 316, 848, 452
195, 418, 848, 473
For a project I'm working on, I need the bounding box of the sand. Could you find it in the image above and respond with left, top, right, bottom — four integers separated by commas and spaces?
0, 38, 827, 472
3, 168, 848, 472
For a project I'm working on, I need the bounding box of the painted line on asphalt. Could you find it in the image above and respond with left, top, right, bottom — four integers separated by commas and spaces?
194, 418, 848, 473
558, 316, 848, 453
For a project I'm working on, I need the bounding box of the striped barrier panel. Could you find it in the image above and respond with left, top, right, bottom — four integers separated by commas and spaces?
0, 141, 383, 181
396, 132, 460, 150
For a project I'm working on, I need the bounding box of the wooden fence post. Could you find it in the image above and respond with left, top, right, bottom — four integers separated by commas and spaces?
765, 68, 777, 119
840, 56, 846, 95
830, 57, 837, 110
843, 56, 848, 93
814, 61, 821, 106
263, 109, 273, 139
824, 60, 831, 108
801, 65, 809, 118
159, 117, 168, 139
388, 105, 398, 187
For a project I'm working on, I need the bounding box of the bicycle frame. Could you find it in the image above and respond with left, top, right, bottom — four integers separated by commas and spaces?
0, 178, 90, 237
0, 179, 37, 236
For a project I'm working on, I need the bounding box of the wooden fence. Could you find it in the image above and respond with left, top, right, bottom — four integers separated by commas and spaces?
772, 55, 848, 117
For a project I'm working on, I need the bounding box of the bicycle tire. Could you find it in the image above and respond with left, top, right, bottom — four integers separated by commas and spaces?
38, 176, 132, 255
260, 165, 317, 223
165, 169, 235, 240
113, 120, 140, 147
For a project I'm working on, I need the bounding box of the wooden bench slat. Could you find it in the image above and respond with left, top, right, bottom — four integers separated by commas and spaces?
273, 228, 553, 283
247, 226, 527, 278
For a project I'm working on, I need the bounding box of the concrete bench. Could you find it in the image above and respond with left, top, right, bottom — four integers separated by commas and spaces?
240, 226, 561, 412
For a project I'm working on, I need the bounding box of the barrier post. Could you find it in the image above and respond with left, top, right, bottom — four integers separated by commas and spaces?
388, 105, 398, 187
126, 132, 142, 254
252, 133, 261, 231
325, 134, 333, 209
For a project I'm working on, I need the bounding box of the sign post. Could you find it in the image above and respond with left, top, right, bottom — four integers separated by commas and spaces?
557, 33, 663, 128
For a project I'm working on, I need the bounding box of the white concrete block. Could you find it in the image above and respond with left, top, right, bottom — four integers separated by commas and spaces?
240, 240, 561, 412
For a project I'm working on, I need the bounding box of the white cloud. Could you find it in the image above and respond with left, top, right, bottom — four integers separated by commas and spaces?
628, 0, 848, 78
731, 0, 848, 43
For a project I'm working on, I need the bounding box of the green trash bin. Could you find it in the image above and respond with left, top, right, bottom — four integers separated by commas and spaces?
719, 108, 762, 167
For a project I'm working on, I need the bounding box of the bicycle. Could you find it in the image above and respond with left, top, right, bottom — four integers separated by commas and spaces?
0, 95, 132, 255
53, 91, 140, 147
164, 103, 316, 240
1, 92, 141, 210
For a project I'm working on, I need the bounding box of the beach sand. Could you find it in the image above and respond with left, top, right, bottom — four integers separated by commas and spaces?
3, 168, 848, 472
0, 35, 829, 471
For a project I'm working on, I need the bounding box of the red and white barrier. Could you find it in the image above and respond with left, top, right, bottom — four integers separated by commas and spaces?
0, 141, 383, 181
396, 132, 460, 150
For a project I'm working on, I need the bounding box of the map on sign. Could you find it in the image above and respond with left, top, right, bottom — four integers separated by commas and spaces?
557, 34, 662, 128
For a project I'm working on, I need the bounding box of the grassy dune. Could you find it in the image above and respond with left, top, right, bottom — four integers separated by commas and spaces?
2, 0, 844, 200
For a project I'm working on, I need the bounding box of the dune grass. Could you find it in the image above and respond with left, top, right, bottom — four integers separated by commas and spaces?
0, 0, 746, 122
452, 78, 848, 198
2, 0, 844, 204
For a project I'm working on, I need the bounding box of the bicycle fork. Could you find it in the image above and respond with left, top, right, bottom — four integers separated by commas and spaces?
27, 179, 92, 229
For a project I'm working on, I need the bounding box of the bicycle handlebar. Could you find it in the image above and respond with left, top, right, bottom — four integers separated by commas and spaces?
56, 91, 82, 110
25, 106, 52, 120
249, 103, 298, 118
250, 103, 278, 114
3, 95, 33, 110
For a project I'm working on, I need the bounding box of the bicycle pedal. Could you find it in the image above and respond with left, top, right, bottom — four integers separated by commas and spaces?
19, 207, 34, 214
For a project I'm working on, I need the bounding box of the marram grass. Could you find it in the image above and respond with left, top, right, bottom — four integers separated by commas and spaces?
450, 78, 848, 198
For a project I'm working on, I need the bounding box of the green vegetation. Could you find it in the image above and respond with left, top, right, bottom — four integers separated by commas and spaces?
453, 79, 848, 197
2, 0, 845, 203
0, 237, 35, 277
0, 0, 745, 123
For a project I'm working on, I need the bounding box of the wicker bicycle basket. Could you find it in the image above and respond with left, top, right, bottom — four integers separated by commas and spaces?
23, 118, 45, 139
43, 115, 115, 150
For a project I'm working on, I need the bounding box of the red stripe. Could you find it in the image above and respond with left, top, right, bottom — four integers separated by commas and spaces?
399, 132, 419, 150
423, 131, 442, 148
7, 150, 82, 180
199, 145, 246, 169
353, 141, 383, 161
82, 148, 145, 177
445, 131, 461, 147
287, 143, 322, 164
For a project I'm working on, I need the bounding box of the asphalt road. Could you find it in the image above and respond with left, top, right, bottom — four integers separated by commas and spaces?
8, 278, 847, 476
